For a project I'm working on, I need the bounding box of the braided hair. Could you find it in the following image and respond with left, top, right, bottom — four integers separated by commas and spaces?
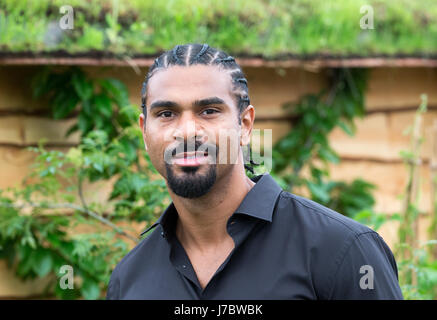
141, 43, 257, 173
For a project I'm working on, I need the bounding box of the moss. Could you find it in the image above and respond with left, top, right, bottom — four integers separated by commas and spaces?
1, 0, 437, 57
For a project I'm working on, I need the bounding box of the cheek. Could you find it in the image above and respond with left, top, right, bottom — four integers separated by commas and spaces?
145, 144, 168, 178
144, 128, 165, 164
213, 125, 241, 165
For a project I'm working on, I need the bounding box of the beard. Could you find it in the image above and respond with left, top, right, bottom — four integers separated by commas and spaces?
164, 139, 218, 199
165, 162, 217, 198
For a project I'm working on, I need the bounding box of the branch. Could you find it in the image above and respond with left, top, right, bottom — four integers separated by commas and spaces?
76, 170, 138, 243
1, 201, 139, 243
78, 172, 89, 212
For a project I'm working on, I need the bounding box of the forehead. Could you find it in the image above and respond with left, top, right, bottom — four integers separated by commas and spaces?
146, 64, 235, 107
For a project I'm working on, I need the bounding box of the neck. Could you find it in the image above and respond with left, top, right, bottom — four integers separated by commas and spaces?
170, 163, 255, 253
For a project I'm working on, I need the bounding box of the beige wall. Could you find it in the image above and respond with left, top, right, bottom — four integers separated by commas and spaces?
0, 65, 436, 297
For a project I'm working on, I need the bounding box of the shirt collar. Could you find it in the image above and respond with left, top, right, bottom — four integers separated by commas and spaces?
140, 173, 283, 237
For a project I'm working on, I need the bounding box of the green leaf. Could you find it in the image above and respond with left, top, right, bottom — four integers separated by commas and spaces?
99, 78, 129, 107
33, 249, 53, 277
77, 25, 104, 50
72, 72, 93, 101
31, 68, 50, 98
78, 113, 92, 134
65, 123, 79, 137
419, 267, 437, 287
318, 147, 339, 164
92, 162, 103, 173
93, 94, 113, 118
55, 284, 81, 300
66, 148, 83, 167
307, 181, 330, 203
338, 120, 355, 136
52, 91, 79, 119
81, 279, 101, 300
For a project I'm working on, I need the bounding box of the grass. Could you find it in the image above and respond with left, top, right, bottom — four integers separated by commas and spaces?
0, 0, 437, 57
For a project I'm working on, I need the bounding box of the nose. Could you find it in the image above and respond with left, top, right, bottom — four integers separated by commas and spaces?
177, 119, 196, 142
173, 113, 205, 143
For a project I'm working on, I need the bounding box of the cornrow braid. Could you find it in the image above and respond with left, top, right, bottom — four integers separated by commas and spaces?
192, 43, 209, 62
215, 56, 235, 63
243, 144, 259, 174
141, 43, 255, 172
171, 45, 183, 65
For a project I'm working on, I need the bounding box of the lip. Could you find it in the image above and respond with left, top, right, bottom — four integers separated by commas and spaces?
174, 151, 208, 159
172, 151, 210, 166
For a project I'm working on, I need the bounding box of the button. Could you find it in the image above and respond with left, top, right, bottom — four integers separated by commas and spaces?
160, 231, 165, 238
182, 265, 187, 269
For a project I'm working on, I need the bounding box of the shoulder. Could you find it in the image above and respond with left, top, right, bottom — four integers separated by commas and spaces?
109, 227, 164, 281
277, 191, 374, 238
274, 192, 399, 298
106, 232, 155, 300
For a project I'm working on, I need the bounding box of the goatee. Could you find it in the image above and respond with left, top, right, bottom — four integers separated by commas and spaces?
165, 163, 217, 198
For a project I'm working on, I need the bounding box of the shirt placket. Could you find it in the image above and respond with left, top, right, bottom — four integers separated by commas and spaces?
202, 216, 262, 298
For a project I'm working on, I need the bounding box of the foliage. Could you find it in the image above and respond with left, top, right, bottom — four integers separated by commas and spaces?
0, 67, 169, 299
393, 95, 437, 299
271, 68, 377, 219
397, 240, 437, 299
31, 66, 130, 139
0, 195, 129, 299
270, 80, 437, 299
1, 0, 437, 57
0, 65, 378, 299
0, 65, 434, 300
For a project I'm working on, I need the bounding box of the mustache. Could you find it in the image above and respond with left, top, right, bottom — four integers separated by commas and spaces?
164, 140, 219, 163
170, 140, 217, 156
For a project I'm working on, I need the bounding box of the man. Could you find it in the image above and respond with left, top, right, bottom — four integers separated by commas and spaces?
106, 43, 403, 300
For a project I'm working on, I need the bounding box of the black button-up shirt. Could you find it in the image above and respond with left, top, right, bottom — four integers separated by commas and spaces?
106, 174, 403, 299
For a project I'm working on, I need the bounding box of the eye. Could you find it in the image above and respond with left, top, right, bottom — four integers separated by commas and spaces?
157, 110, 174, 118
201, 108, 219, 116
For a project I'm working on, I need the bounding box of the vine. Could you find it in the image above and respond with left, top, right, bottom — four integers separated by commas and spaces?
0, 67, 385, 299
271, 68, 377, 220
0, 67, 169, 299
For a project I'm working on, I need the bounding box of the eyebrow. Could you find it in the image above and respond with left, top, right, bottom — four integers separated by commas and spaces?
149, 100, 179, 110
149, 97, 226, 111
193, 97, 226, 107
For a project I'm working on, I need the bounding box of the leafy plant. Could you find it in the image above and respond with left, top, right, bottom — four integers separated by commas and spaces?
0, 67, 169, 299
271, 68, 376, 219
1, 0, 437, 56
1, 66, 434, 300
394, 95, 437, 299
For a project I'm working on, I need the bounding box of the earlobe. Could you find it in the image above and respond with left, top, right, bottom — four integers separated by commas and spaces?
239, 105, 255, 146
241, 132, 250, 147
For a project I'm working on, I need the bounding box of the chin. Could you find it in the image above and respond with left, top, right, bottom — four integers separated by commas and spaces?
165, 163, 217, 199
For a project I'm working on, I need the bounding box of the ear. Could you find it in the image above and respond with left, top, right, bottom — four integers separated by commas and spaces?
240, 105, 255, 146
139, 113, 148, 150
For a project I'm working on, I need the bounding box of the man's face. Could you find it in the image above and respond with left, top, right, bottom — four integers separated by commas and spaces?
140, 64, 253, 198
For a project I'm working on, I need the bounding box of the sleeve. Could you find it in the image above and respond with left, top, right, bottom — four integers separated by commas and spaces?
106, 268, 120, 300
327, 231, 403, 300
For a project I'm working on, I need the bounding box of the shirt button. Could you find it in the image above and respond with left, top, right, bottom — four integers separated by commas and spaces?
160, 231, 165, 238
